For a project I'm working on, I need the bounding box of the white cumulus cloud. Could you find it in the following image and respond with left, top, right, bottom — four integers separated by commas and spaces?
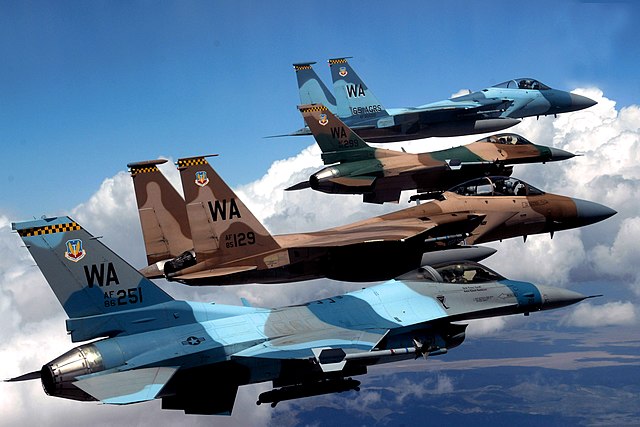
1, 86, 639, 424
562, 301, 637, 327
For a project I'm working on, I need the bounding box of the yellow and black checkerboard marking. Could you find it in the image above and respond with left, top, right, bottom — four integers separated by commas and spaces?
129, 166, 159, 177
328, 58, 347, 65
299, 105, 328, 113
294, 64, 312, 71
177, 157, 208, 168
18, 222, 81, 237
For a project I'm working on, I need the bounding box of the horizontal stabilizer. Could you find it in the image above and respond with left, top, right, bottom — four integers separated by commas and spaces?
265, 127, 312, 138
74, 367, 178, 404
126, 158, 168, 169
171, 265, 258, 280
5, 370, 41, 382
285, 181, 311, 191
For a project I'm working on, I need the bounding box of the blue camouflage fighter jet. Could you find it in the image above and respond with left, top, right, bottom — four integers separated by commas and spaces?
289, 58, 596, 142
6, 217, 593, 414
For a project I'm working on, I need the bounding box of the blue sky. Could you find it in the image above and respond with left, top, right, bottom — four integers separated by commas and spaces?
1, 0, 639, 218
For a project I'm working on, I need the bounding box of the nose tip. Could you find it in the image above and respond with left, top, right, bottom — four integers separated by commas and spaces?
537, 285, 588, 310
570, 93, 597, 111
548, 147, 576, 162
573, 198, 617, 225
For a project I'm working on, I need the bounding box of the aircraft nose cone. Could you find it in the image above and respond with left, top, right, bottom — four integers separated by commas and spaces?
537, 285, 588, 310
574, 198, 617, 225
570, 93, 597, 111
548, 147, 576, 162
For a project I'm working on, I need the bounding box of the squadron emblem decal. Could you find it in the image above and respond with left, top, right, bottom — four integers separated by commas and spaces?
339, 66, 348, 77
318, 113, 329, 126
195, 171, 210, 187
64, 239, 86, 262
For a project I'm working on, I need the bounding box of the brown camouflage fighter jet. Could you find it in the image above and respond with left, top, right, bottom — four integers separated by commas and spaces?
127, 158, 615, 285
286, 104, 575, 204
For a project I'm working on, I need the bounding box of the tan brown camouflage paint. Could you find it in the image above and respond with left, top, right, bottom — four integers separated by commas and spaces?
377, 191, 579, 244
130, 157, 588, 285
128, 160, 193, 265
176, 156, 281, 269
298, 105, 561, 203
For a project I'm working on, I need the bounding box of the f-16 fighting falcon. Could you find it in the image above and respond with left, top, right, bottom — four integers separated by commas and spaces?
127, 157, 614, 285
7, 216, 595, 415
287, 58, 596, 142
286, 104, 575, 203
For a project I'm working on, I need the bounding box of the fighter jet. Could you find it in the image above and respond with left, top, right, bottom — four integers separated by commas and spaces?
288, 58, 596, 142
129, 156, 494, 284
127, 157, 614, 285
7, 216, 594, 414
286, 104, 575, 203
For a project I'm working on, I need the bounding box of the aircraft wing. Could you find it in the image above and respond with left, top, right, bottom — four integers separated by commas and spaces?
292, 219, 435, 247
170, 265, 257, 281
293, 213, 483, 248
379, 99, 514, 129
413, 98, 512, 115
231, 327, 389, 360
465, 210, 521, 244
73, 367, 178, 404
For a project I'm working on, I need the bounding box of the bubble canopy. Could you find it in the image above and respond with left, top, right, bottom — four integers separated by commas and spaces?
492, 78, 551, 90
397, 261, 505, 284
448, 176, 545, 197
476, 133, 533, 145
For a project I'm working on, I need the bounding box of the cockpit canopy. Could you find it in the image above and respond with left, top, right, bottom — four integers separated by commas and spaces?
449, 176, 545, 197
477, 133, 533, 146
492, 78, 551, 90
398, 261, 505, 284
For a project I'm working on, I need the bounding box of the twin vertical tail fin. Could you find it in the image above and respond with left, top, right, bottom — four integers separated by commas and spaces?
128, 160, 194, 271
12, 217, 173, 320
328, 57, 389, 121
298, 104, 375, 164
177, 155, 281, 265
293, 62, 337, 114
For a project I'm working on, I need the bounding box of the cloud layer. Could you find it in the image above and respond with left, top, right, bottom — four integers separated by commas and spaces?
1, 87, 639, 424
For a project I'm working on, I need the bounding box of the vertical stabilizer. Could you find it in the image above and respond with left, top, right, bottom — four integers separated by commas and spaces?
128, 159, 193, 265
293, 62, 337, 113
328, 57, 389, 121
177, 156, 281, 264
12, 217, 173, 319
298, 104, 374, 164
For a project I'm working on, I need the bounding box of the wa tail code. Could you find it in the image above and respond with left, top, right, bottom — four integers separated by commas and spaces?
331, 127, 349, 139
84, 262, 120, 288
346, 84, 366, 98
208, 198, 241, 222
